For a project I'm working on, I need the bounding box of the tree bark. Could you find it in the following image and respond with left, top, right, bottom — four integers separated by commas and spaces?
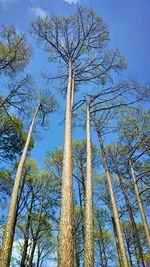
58, 61, 74, 267
129, 159, 150, 252
1, 104, 40, 267
95, 125, 129, 267
84, 103, 94, 267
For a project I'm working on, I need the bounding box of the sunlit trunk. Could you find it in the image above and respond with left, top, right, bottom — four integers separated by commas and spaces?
84, 103, 94, 267
1, 104, 40, 267
95, 124, 129, 267
58, 61, 74, 267
129, 159, 150, 252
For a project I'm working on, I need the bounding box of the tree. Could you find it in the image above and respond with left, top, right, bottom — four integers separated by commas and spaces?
1, 95, 57, 267
0, 110, 34, 163
84, 102, 94, 266
106, 142, 147, 266
0, 25, 30, 76
31, 7, 125, 265
117, 109, 150, 252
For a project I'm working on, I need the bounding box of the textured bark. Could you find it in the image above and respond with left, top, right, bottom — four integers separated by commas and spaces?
129, 159, 150, 252
1, 104, 40, 267
84, 103, 94, 267
58, 61, 74, 267
116, 170, 146, 266
95, 126, 129, 267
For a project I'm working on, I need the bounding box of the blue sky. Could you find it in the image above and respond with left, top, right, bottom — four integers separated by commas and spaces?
1, 0, 150, 168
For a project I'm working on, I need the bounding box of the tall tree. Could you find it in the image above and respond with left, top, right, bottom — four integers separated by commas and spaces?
84, 102, 94, 266
31, 6, 125, 266
1, 96, 57, 267
93, 119, 129, 267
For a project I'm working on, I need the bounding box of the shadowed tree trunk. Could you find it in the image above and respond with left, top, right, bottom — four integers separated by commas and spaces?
58, 61, 74, 267
20, 191, 35, 267
116, 169, 146, 266
75, 233, 80, 267
78, 180, 85, 243
84, 103, 94, 267
95, 124, 129, 267
1, 104, 40, 267
129, 159, 150, 252
28, 204, 43, 267
110, 211, 123, 266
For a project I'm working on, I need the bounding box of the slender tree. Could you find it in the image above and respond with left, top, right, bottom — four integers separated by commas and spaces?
93, 120, 129, 267
31, 7, 125, 265
1, 96, 56, 267
129, 159, 150, 252
84, 102, 94, 266
1, 104, 40, 267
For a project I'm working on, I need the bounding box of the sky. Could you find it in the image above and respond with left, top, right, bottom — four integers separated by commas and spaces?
1, 1, 150, 266
1, 0, 150, 168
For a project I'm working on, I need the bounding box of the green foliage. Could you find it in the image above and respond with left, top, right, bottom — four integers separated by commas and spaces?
0, 110, 34, 161
0, 25, 31, 76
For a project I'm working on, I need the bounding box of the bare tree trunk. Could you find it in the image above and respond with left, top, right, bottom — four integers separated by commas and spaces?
84, 103, 94, 267
116, 169, 146, 266
58, 61, 74, 267
95, 125, 129, 267
129, 159, 150, 252
1, 104, 40, 267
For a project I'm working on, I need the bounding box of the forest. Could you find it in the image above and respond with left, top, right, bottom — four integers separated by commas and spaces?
0, 3, 150, 267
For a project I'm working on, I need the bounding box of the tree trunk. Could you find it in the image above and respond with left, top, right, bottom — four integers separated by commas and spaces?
111, 212, 122, 267
75, 233, 80, 267
20, 193, 35, 267
129, 159, 150, 252
78, 180, 85, 243
98, 222, 107, 267
124, 233, 134, 267
1, 104, 40, 267
95, 125, 129, 267
84, 103, 94, 267
28, 205, 43, 267
116, 169, 146, 266
58, 61, 74, 267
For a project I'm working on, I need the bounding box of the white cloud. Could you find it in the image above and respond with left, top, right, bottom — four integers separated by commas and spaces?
31, 6, 47, 18
64, 0, 80, 4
